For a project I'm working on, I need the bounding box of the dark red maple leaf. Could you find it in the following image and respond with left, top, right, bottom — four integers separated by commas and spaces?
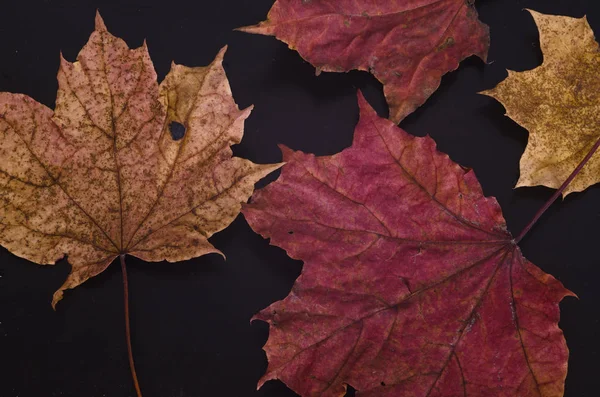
239, 0, 489, 123
243, 93, 572, 397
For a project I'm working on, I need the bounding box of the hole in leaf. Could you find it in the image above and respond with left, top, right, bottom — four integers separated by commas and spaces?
381, 381, 386, 386
288, 231, 294, 235
169, 121, 186, 141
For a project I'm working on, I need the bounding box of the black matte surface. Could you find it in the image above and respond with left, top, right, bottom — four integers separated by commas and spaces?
0, 1, 598, 396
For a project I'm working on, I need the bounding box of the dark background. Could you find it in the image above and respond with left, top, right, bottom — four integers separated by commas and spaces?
0, 0, 598, 396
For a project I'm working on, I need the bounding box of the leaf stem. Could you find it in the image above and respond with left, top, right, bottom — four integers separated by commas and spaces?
120, 254, 143, 397
515, 136, 600, 244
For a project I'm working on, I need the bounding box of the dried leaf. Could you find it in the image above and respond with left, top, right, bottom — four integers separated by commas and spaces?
239, 0, 489, 123
0, 13, 280, 307
243, 93, 572, 397
482, 10, 600, 196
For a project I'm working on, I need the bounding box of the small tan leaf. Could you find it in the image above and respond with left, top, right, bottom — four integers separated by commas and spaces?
0, 13, 281, 307
482, 10, 600, 196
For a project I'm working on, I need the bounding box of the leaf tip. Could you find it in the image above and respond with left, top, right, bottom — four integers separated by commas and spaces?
356, 89, 367, 104
95, 10, 108, 32
277, 144, 296, 161
206, 247, 226, 261
523, 8, 549, 22
51, 290, 63, 310
241, 104, 254, 116
236, 105, 254, 129
566, 290, 579, 300
58, 50, 67, 64
256, 370, 277, 390
356, 90, 378, 119
256, 378, 267, 390
477, 88, 494, 98
271, 162, 286, 173
215, 45, 228, 62
235, 23, 269, 35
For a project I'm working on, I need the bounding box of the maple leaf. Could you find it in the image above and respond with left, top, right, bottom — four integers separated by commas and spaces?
482, 10, 600, 196
0, 13, 281, 307
239, 0, 489, 123
243, 93, 573, 397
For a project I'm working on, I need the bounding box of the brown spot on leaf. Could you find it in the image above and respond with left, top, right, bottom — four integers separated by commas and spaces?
436, 37, 456, 52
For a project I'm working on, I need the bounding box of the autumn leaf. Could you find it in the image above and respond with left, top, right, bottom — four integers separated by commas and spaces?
482, 10, 600, 196
243, 93, 572, 397
239, 0, 489, 123
0, 12, 281, 307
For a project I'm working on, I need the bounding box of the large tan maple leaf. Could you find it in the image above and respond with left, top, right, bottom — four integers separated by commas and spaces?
483, 10, 600, 196
0, 13, 280, 307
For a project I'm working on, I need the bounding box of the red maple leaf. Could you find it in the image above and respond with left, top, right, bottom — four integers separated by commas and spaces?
243, 93, 572, 397
239, 0, 489, 123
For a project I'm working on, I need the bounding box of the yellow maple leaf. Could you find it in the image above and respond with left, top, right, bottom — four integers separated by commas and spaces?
482, 10, 600, 196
